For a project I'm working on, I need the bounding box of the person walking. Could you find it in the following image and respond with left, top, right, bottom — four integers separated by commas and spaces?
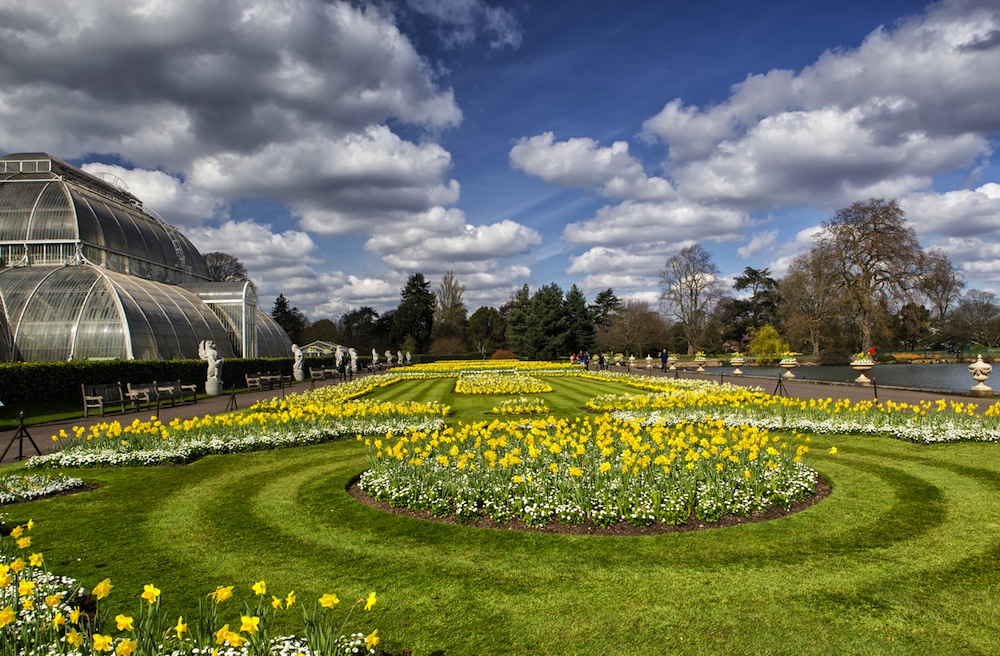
660, 348, 669, 372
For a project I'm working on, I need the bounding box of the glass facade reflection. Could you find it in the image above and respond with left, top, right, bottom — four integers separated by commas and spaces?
0, 153, 292, 361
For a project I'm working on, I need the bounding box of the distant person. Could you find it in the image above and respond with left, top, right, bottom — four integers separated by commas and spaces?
660, 348, 668, 371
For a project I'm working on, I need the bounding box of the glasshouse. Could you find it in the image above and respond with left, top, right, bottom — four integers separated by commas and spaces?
0, 152, 291, 362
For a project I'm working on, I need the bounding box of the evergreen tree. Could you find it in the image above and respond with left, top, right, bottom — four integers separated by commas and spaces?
505, 284, 532, 356
522, 283, 567, 360
467, 306, 506, 358
392, 273, 436, 352
589, 288, 622, 328
564, 284, 596, 354
270, 293, 308, 343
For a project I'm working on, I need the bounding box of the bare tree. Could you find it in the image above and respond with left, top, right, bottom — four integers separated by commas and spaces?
658, 244, 728, 355
919, 248, 965, 332
433, 270, 468, 338
780, 250, 845, 356
203, 251, 249, 282
947, 290, 1000, 348
816, 198, 923, 352
597, 299, 669, 356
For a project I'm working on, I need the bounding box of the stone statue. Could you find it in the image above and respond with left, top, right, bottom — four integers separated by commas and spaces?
349, 347, 358, 373
335, 345, 345, 369
405, 351, 412, 364
385, 349, 394, 366
199, 339, 223, 395
397, 350, 403, 366
291, 344, 304, 382
371, 348, 379, 367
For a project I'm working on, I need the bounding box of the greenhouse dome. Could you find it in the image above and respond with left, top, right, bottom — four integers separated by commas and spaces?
0, 153, 291, 361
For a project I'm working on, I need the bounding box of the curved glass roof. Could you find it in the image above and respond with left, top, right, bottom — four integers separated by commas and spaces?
0, 264, 235, 361
0, 154, 210, 283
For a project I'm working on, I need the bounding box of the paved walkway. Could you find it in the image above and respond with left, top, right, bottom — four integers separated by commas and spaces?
3, 366, 998, 465
0, 374, 359, 465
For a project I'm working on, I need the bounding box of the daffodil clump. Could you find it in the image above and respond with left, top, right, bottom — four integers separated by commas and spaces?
454, 372, 554, 395
1, 474, 86, 505
588, 384, 1000, 443
29, 385, 449, 469
0, 520, 381, 656
490, 397, 550, 415
359, 415, 816, 527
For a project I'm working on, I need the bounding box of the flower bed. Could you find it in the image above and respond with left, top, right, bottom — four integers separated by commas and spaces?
358, 415, 816, 527
454, 372, 553, 395
0, 520, 381, 655
490, 397, 550, 415
1, 474, 86, 505
28, 384, 449, 469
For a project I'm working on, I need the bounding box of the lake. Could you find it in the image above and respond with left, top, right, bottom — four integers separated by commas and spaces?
699, 362, 988, 394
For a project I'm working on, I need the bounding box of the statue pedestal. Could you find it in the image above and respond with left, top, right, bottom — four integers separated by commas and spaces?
206, 379, 222, 397
294, 371, 305, 383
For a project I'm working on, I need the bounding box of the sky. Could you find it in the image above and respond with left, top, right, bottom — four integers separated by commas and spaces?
2, 0, 1000, 321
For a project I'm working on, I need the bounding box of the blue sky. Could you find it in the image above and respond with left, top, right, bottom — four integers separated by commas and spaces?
2, 0, 998, 320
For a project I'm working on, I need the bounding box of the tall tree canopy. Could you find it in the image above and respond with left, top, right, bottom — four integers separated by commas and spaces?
563, 284, 596, 354
467, 306, 506, 358
203, 251, 249, 282
392, 273, 436, 352
270, 293, 308, 344
816, 198, 923, 352
433, 270, 468, 338
658, 244, 728, 355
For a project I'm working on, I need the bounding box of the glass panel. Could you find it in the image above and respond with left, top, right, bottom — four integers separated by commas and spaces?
28, 182, 75, 240
0, 181, 44, 241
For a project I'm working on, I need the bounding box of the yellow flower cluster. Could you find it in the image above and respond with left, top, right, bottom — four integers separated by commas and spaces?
1, 522, 381, 655
490, 397, 551, 415
454, 372, 554, 395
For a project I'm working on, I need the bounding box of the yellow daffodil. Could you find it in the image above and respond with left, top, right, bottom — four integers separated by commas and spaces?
115, 614, 134, 631
214, 624, 231, 645
52, 611, 66, 628
29, 552, 43, 567
116, 638, 137, 655
66, 627, 84, 647
829, 446, 838, 454
10, 525, 23, 538
252, 580, 267, 596
271, 595, 283, 609
10, 558, 24, 573
45, 592, 62, 607
18, 580, 35, 597
286, 590, 296, 607
92, 633, 113, 652
366, 629, 380, 649
141, 583, 160, 604
209, 585, 233, 603
174, 616, 187, 640
0, 606, 14, 628
365, 591, 377, 611
319, 593, 339, 608
16, 536, 30, 549
240, 615, 260, 634
93, 577, 113, 600
70, 606, 82, 624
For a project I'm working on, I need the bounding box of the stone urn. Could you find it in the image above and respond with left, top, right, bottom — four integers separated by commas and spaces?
667, 355, 678, 371
850, 358, 875, 386
694, 354, 707, 372
730, 354, 745, 376
968, 354, 993, 396
779, 356, 797, 379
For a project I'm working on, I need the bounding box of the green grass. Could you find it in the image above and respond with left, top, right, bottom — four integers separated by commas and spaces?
3, 376, 999, 655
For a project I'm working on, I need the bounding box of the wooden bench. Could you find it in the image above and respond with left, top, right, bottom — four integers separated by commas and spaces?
309, 367, 326, 381
82, 382, 128, 417
126, 382, 156, 411
154, 380, 198, 407
246, 373, 263, 391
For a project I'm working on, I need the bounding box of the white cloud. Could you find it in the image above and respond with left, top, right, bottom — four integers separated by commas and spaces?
737, 230, 778, 259
183, 220, 320, 278
80, 163, 226, 227
562, 200, 748, 247
510, 132, 674, 201
902, 182, 1000, 238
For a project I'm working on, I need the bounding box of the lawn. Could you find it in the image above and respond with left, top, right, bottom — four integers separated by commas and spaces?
3, 373, 999, 655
